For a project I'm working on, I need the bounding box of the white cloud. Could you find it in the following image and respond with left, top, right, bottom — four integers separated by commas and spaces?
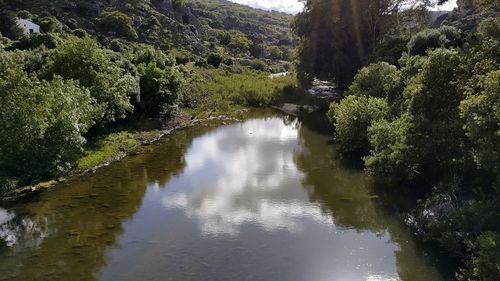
161, 118, 334, 236
229, 0, 457, 14
228, 0, 305, 14
430, 0, 457, 11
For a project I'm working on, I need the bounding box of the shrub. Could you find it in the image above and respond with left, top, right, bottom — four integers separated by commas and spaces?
44, 37, 139, 123
407, 26, 462, 56
39, 16, 61, 33
460, 70, 500, 173
372, 35, 410, 66
133, 46, 174, 68
266, 45, 283, 60
478, 17, 500, 40
458, 232, 500, 281
0, 11, 24, 39
346, 62, 402, 100
364, 114, 416, 178
218, 30, 251, 54
72, 28, 88, 37
327, 96, 390, 154
207, 52, 223, 68
250, 59, 267, 71
0, 51, 97, 186
96, 11, 138, 40
172, 0, 187, 10
138, 62, 183, 116
403, 49, 463, 175
9, 33, 61, 50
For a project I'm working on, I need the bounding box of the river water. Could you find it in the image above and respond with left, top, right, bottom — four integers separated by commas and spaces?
0, 111, 448, 281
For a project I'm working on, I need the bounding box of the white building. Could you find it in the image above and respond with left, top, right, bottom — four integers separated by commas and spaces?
16, 18, 40, 35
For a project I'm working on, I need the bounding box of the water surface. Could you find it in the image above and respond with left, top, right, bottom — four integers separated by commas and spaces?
0, 111, 447, 281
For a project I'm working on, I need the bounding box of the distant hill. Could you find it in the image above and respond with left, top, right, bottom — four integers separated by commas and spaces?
0, 0, 294, 59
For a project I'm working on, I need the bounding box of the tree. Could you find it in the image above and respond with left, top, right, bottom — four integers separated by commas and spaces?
218, 30, 251, 54
0, 50, 97, 186
364, 49, 464, 179
138, 62, 183, 116
407, 25, 462, 56
345, 62, 401, 99
327, 95, 389, 153
365, 114, 416, 177
39, 16, 61, 33
478, 17, 500, 40
265, 45, 283, 60
96, 11, 138, 40
293, 0, 406, 89
460, 70, 500, 174
0, 10, 24, 39
44, 37, 139, 123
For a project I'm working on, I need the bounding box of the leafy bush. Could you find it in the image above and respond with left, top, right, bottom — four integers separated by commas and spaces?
250, 59, 267, 71
372, 35, 410, 66
207, 52, 223, 68
458, 232, 500, 281
138, 62, 183, 116
407, 26, 462, 56
96, 11, 138, 40
218, 30, 251, 54
404, 49, 464, 175
172, 0, 187, 10
345, 62, 401, 99
8, 33, 61, 50
43, 37, 139, 123
265, 45, 283, 60
0, 51, 97, 186
0, 10, 24, 39
38, 16, 61, 33
478, 17, 500, 40
460, 70, 500, 173
365, 114, 416, 178
327, 96, 389, 154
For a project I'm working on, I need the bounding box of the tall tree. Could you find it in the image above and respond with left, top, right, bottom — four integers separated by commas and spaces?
293, 0, 432, 89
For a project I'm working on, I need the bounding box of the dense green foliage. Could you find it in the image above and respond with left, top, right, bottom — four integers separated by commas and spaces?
43, 37, 139, 123
0, 0, 294, 62
407, 25, 463, 55
326, 21, 500, 278
0, 0, 300, 195
0, 50, 97, 187
95, 11, 138, 40
138, 62, 183, 116
327, 96, 389, 153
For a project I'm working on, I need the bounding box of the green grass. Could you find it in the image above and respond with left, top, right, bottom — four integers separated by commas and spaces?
77, 132, 139, 171
183, 67, 306, 118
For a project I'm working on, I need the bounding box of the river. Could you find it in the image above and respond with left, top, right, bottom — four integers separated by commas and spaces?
0, 110, 449, 281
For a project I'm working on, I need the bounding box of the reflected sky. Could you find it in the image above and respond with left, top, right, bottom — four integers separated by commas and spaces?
97, 117, 444, 281
161, 118, 334, 236
0, 114, 447, 281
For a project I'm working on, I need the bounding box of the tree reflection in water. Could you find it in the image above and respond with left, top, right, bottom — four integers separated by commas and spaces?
0, 112, 448, 281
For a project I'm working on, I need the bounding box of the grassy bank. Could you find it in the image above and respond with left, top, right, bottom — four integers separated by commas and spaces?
182, 68, 311, 118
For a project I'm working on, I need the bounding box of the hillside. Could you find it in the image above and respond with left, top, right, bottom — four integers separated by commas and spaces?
0, 0, 294, 60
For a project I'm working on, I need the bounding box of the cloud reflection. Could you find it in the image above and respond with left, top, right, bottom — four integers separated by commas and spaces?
162, 118, 333, 236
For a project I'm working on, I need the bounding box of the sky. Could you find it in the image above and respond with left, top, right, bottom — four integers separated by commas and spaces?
228, 0, 457, 14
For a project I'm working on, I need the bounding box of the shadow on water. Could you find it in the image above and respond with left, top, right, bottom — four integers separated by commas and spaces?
295, 112, 456, 280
